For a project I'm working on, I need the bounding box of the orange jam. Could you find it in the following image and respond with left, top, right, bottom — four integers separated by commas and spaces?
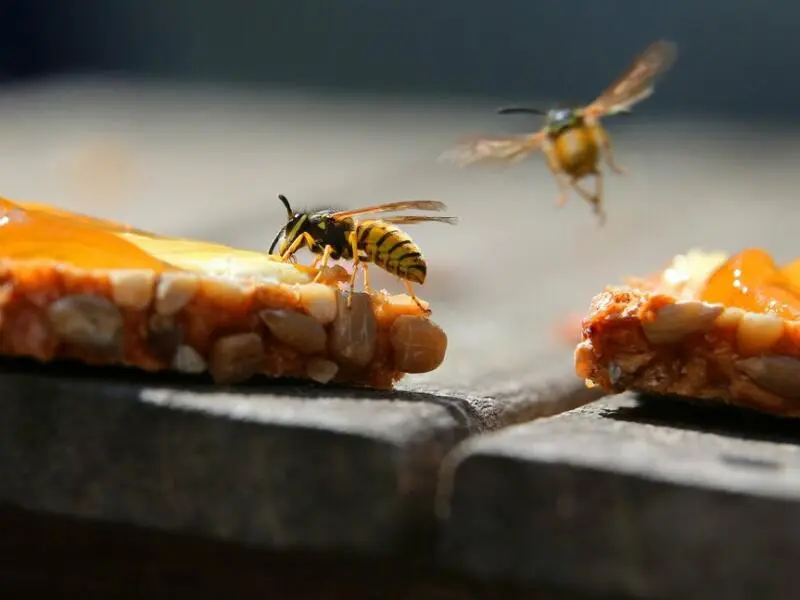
698, 248, 800, 320
0, 198, 172, 271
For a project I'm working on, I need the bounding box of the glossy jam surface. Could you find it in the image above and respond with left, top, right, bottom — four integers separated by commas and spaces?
0, 198, 171, 270
698, 248, 800, 319
0, 198, 323, 285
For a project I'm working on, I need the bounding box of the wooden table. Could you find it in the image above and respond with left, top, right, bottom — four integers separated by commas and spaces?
2, 77, 800, 599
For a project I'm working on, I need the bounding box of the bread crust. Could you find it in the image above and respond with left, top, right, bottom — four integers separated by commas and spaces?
576, 285, 800, 417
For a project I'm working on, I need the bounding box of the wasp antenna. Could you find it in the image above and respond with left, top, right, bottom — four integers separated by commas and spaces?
497, 106, 546, 116
277, 194, 293, 218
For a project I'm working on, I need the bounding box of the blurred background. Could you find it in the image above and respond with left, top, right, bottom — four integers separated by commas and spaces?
1, 1, 799, 385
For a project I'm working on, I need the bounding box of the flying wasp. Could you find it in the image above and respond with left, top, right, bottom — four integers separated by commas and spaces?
268, 194, 458, 312
439, 40, 678, 225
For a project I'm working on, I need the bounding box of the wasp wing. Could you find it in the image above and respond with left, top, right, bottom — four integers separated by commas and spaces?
584, 40, 677, 119
378, 215, 458, 225
438, 131, 545, 167
331, 200, 448, 219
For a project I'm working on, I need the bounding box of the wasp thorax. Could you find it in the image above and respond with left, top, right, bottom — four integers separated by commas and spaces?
546, 108, 579, 134
548, 108, 572, 120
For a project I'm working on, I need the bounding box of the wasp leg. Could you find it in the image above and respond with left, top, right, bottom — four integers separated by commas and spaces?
402, 279, 431, 315
345, 263, 362, 309
311, 245, 334, 283
593, 170, 607, 225
310, 244, 330, 269
345, 231, 361, 310
276, 235, 304, 262
553, 173, 572, 208
278, 232, 316, 263
362, 263, 372, 294
542, 140, 570, 207
570, 172, 606, 226
602, 141, 625, 175
592, 124, 625, 175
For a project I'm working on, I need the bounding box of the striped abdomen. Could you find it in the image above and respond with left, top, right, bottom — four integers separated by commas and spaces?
356, 220, 427, 284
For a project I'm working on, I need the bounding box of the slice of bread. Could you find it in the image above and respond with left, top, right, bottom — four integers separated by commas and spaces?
575, 249, 800, 417
0, 199, 448, 388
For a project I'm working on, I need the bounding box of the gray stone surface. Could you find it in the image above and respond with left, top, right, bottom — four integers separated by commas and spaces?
438, 393, 800, 599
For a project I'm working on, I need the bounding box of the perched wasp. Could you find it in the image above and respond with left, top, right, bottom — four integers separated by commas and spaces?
439, 40, 678, 225
268, 194, 458, 312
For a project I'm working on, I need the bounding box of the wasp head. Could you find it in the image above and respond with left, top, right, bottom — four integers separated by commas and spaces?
269, 194, 311, 257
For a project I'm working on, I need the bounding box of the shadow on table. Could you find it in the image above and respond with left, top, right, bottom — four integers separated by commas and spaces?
603, 393, 800, 446
0, 356, 490, 432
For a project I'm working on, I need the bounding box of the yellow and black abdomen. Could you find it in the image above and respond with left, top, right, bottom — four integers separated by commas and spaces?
553, 126, 600, 177
356, 219, 427, 284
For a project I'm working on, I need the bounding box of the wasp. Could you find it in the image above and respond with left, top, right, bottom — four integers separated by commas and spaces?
268, 194, 458, 312
439, 40, 678, 225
